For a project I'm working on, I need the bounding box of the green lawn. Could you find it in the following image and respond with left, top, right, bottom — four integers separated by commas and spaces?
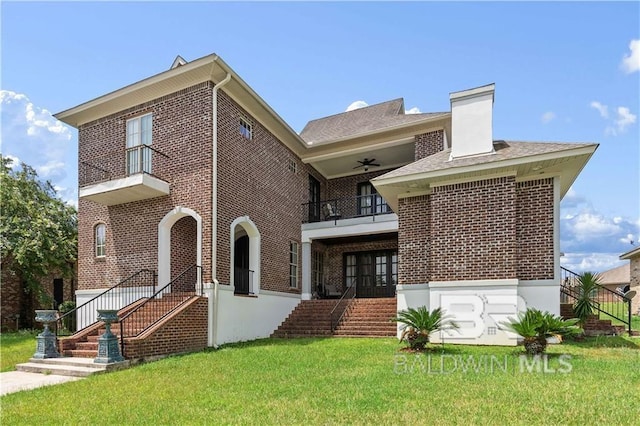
0, 331, 38, 372
1, 336, 639, 424
597, 302, 640, 330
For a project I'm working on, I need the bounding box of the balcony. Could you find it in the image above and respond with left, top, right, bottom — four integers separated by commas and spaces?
79, 145, 170, 206
304, 194, 392, 224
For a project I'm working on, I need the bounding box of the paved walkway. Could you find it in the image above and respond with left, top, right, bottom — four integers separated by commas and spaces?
0, 371, 83, 396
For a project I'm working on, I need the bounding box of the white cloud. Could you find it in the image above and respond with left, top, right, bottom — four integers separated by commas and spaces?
2, 154, 21, 169
589, 101, 608, 118
590, 100, 636, 136
406, 107, 421, 114
621, 39, 640, 74
37, 160, 66, 178
345, 100, 368, 112
560, 188, 639, 273
541, 111, 556, 124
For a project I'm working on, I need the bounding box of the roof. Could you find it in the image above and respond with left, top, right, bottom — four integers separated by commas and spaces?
598, 263, 630, 285
378, 140, 596, 180
299, 98, 449, 145
372, 140, 598, 212
620, 245, 640, 260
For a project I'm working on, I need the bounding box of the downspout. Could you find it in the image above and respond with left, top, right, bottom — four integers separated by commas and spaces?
211, 72, 231, 348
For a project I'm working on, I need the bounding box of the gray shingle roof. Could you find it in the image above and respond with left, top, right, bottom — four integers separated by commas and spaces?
300, 98, 448, 145
377, 140, 597, 180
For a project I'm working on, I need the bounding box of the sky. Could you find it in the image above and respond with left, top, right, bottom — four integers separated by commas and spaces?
1, 1, 638, 274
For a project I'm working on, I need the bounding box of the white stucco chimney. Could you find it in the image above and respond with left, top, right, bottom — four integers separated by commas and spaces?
449, 83, 495, 159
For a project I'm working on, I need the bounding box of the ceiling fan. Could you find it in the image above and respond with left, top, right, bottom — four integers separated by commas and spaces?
353, 158, 380, 171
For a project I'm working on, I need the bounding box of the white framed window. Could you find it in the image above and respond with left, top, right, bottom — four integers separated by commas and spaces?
95, 223, 106, 257
126, 113, 153, 175
289, 241, 299, 288
239, 115, 253, 140
288, 158, 298, 173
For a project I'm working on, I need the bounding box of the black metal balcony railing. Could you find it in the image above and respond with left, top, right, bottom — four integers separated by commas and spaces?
79, 145, 169, 187
234, 267, 255, 295
304, 195, 392, 224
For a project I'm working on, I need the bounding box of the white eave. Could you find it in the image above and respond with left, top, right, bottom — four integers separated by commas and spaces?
54, 54, 310, 156
372, 144, 598, 212
620, 246, 640, 260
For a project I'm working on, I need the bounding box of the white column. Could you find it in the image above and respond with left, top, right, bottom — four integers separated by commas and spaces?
203, 282, 215, 347
301, 241, 312, 300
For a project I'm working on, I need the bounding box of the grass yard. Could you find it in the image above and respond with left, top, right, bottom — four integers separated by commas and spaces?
0, 330, 38, 372
1, 336, 639, 424
598, 302, 640, 330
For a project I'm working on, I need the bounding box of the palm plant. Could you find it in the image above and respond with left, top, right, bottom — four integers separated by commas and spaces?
393, 306, 459, 350
502, 308, 579, 355
573, 271, 601, 327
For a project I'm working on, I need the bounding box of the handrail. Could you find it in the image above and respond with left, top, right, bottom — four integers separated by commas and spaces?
56, 269, 157, 336
330, 285, 357, 332
560, 266, 631, 334
119, 265, 202, 353
303, 194, 392, 224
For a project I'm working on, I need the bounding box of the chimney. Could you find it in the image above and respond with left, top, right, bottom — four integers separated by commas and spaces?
449, 83, 495, 159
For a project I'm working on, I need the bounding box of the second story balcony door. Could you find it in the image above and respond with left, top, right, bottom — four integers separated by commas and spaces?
308, 175, 321, 223
126, 114, 153, 176
357, 182, 389, 216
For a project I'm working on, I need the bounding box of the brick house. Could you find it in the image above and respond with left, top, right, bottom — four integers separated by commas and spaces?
54, 54, 597, 349
620, 246, 640, 315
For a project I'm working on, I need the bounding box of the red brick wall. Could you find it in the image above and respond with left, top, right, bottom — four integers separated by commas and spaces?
77, 82, 214, 290
397, 195, 430, 284
215, 90, 325, 293
324, 238, 398, 292
170, 216, 198, 280
123, 297, 207, 359
414, 130, 444, 160
325, 169, 394, 218
516, 179, 554, 280
430, 176, 517, 281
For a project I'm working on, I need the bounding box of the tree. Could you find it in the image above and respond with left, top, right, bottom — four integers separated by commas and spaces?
0, 155, 77, 304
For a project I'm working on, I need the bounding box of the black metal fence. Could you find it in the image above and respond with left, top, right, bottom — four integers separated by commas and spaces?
304, 194, 392, 224
56, 269, 157, 336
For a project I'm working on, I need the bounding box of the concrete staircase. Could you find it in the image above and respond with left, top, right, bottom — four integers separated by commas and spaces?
272, 297, 397, 338
334, 297, 397, 337
16, 357, 129, 377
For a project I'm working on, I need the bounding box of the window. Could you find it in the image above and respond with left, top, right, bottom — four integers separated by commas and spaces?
126, 114, 153, 175
289, 241, 299, 288
312, 251, 324, 291
95, 224, 106, 257
345, 254, 357, 288
288, 158, 298, 173
344, 250, 397, 297
357, 182, 390, 216
239, 116, 253, 140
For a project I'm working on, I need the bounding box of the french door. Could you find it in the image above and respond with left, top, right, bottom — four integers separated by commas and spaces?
344, 250, 397, 298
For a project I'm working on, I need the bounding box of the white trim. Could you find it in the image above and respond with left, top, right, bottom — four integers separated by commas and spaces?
428, 279, 519, 288
515, 172, 561, 183
301, 214, 398, 243
158, 206, 203, 287
553, 176, 560, 281
398, 190, 431, 199
79, 173, 170, 205
260, 289, 301, 299
230, 216, 261, 295
301, 136, 416, 163
396, 283, 430, 291
519, 280, 558, 287
430, 171, 516, 187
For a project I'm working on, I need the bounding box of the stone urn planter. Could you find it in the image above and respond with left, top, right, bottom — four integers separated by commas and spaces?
94, 309, 124, 364
33, 309, 60, 359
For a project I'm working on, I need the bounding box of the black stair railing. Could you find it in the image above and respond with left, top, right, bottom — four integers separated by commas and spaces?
55, 269, 157, 336
119, 265, 202, 352
330, 285, 357, 332
560, 266, 632, 334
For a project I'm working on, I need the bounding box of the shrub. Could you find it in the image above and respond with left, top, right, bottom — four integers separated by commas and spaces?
502, 308, 579, 355
393, 306, 459, 351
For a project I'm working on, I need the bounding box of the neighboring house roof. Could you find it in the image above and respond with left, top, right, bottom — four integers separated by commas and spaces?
598, 263, 630, 285
620, 245, 640, 260
300, 98, 448, 145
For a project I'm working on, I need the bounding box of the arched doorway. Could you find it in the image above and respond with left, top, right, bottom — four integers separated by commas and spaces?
230, 216, 260, 295
158, 207, 202, 287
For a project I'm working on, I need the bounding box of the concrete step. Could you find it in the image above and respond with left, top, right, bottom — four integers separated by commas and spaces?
63, 349, 98, 358
16, 357, 129, 377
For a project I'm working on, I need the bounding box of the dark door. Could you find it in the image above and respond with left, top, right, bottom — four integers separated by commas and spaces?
234, 235, 250, 294
357, 182, 389, 216
308, 175, 321, 222
53, 278, 64, 309
348, 251, 397, 298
